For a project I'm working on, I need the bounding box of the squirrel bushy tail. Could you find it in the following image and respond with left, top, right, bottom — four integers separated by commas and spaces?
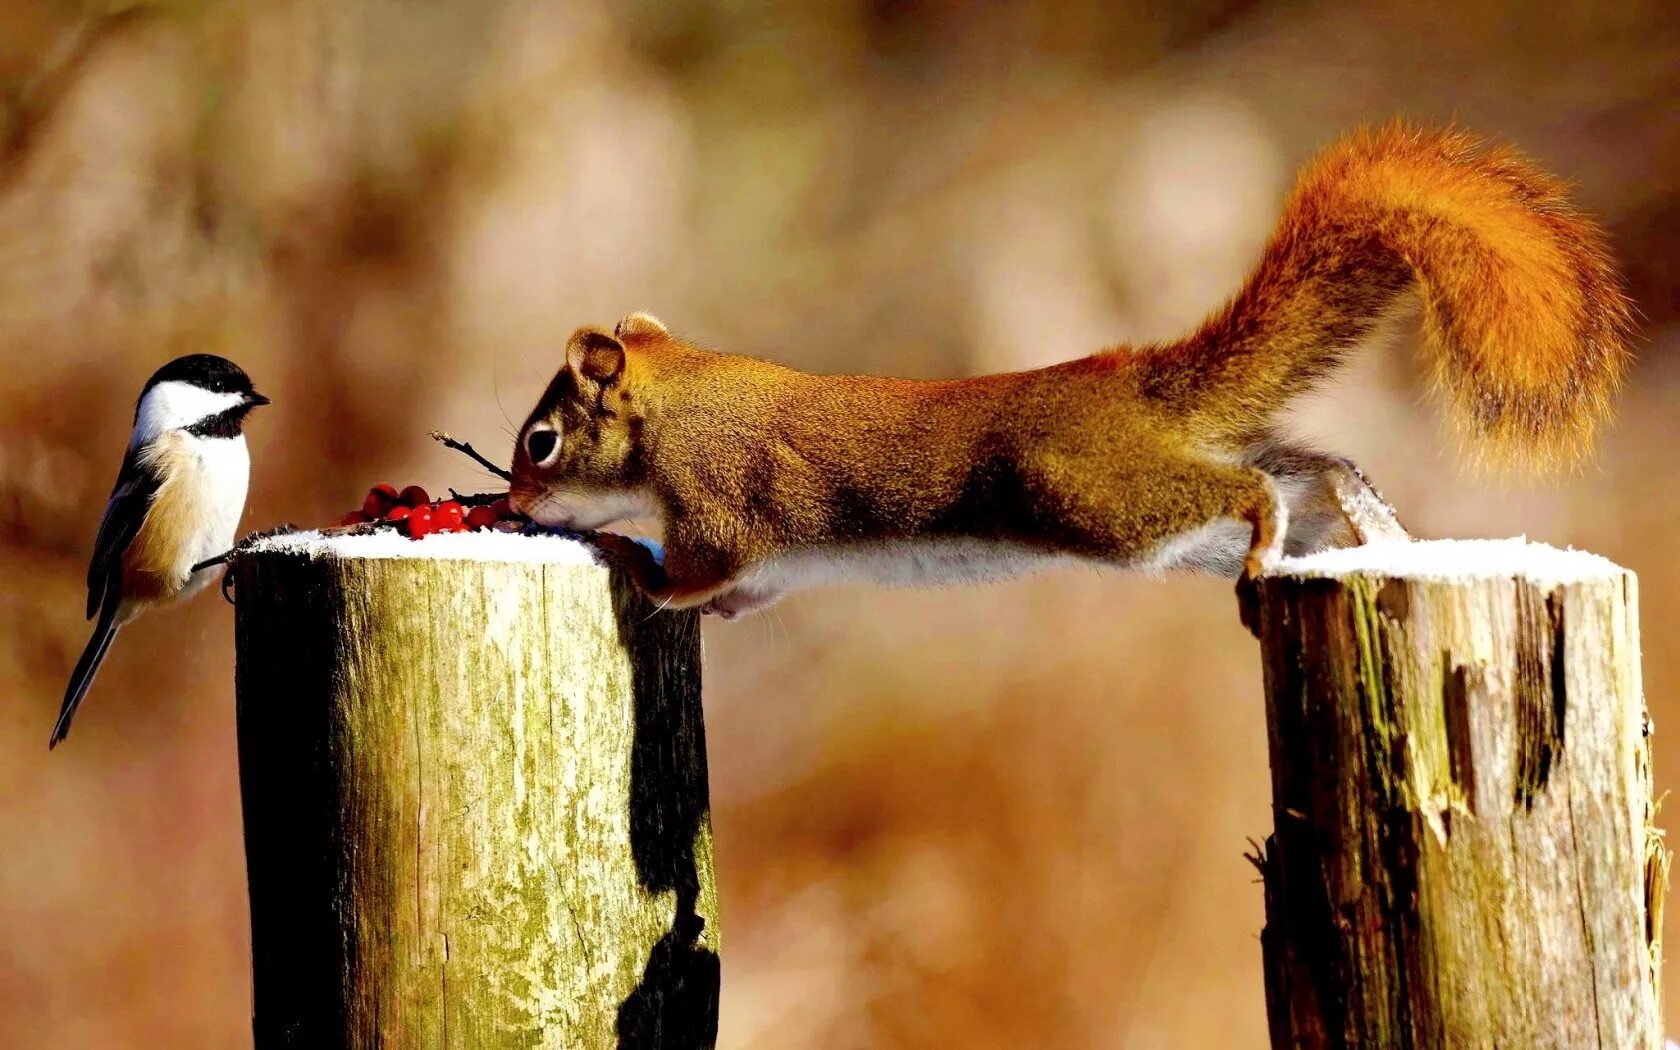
1140, 123, 1634, 467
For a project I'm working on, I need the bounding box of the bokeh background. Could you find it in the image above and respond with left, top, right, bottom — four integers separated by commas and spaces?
1, 1, 1675, 1046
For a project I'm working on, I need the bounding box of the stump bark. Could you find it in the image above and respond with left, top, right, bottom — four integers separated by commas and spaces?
232, 533, 717, 1049
1249, 540, 1665, 1049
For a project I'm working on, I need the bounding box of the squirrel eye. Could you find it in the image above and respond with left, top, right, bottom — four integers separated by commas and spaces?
525, 427, 559, 465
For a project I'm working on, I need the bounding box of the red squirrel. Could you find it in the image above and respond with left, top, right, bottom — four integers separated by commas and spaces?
508, 125, 1632, 619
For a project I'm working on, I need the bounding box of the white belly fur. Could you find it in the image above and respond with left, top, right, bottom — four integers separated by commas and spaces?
661, 464, 1304, 614
199, 435, 251, 552
188, 435, 249, 592
149, 433, 250, 598
731, 538, 1071, 598
719, 519, 1255, 610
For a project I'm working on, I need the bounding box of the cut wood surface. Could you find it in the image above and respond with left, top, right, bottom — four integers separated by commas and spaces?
1250, 539, 1665, 1049
232, 531, 716, 1049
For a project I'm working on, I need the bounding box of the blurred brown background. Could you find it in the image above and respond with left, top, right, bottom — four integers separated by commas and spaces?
0, 1, 1675, 1046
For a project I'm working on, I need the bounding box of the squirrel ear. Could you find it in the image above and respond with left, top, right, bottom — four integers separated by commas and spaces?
614, 312, 668, 340
566, 328, 626, 386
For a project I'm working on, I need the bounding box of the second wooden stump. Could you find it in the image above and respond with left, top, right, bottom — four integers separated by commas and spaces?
1250, 539, 1664, 1049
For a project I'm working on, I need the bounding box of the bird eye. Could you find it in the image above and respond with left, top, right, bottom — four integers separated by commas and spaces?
525, 427, 559, 464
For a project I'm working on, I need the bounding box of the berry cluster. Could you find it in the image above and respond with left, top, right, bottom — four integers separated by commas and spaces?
338, 484, 516, 539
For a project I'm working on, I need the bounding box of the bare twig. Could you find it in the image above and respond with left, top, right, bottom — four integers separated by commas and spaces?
430, 430, 512, 481
448, 488, 507, 506
192, 523, 302, 574
319, 520, 402, 538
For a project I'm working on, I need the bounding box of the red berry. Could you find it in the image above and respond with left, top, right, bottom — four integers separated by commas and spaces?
436, 501, 465, 532
399, 485, 430, 507
362, 483, 398, 517
465, 505, 498, 530
385, 505, 412, 522
408, 505, 436, 538
339, 509, 372, 526
490, 497, 513, 520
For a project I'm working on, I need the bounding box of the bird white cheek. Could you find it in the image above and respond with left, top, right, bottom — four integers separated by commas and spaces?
133, 382, 246, 446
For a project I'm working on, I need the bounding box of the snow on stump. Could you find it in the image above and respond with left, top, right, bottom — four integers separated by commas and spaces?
1249, 539, 1666, 1048
231, 531, 717, 1049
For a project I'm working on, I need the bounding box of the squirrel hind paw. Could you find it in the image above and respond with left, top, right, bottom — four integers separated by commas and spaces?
1325, 461, 1411, 545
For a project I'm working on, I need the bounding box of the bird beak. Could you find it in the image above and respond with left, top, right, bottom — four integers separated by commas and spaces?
247, 391, 271, 407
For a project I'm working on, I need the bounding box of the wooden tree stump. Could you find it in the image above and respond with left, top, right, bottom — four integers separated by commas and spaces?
232, 531, 717, 1049
1249, 539, 1666, 1049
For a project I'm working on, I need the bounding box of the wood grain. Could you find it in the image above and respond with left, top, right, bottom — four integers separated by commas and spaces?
233, 545, 716, 1048
1250, 551, 1664, 1048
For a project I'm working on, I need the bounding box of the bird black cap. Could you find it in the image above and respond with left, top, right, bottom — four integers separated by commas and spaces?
142, 354, 260, 398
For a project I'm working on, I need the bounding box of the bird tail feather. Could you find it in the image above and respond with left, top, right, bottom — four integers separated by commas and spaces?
51, 601, 122, 749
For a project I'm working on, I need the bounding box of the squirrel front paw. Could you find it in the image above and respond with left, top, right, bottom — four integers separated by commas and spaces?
585, 531, 659, 573
698, 598, 739, 620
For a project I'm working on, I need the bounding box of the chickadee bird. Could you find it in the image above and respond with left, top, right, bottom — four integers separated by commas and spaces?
50, 354, 268, 749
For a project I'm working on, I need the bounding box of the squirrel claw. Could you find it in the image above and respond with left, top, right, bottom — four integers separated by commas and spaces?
585, 531, 652, 566
583, 532, 665, 598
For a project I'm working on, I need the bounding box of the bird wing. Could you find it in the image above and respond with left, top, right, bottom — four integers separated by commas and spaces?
85, 447, 160, 620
